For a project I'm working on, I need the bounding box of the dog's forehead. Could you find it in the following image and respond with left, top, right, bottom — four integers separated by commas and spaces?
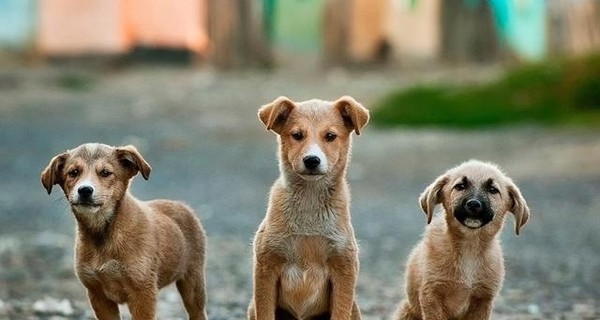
450, 161, 506, 183
292, 99, 341, 122
67, 143, 115, 164
295, 99, 334, 113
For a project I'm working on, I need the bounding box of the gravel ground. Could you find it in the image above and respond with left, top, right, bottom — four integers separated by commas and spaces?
0, 65, 599, 319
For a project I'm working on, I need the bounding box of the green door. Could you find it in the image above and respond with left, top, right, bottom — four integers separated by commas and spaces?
267, 0, 325, 53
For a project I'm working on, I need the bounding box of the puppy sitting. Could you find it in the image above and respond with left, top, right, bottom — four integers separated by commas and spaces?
41, 143, 207, 320
248, 96, 369, 320
395, 160, 530, 320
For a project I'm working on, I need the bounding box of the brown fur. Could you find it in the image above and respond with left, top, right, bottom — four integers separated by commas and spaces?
395, 160, 530, 320
248, 96, 369, 320
41, 143, 207, 320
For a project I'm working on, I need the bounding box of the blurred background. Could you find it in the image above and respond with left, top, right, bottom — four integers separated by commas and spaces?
0, 0, 599, 319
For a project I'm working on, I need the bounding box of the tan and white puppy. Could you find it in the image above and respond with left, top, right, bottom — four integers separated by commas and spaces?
395, 160, 531, 320
41, 143, 207, 320
248, 96, 369, 320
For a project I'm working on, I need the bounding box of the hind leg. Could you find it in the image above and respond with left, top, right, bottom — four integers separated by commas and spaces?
177, 269, 207, 320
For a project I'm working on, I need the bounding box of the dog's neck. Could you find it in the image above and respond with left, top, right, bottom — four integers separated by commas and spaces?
276, 169, 349, 236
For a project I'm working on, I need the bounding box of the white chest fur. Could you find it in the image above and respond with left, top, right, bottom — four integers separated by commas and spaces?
277, 236, 331, 318
459, 253, 482, 288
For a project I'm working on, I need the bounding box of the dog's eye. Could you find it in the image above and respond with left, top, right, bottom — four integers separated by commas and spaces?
454, 183, 467, 191
488, 186, 499, 194
325, 132, 337, 142
68, 169, 79, 178
99, 169, 112, 178
291, 132, 304, 141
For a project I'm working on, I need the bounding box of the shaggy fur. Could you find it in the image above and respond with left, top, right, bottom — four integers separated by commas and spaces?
395, 160, 530, 320
41, 143, 207, 320
248, 96, 369, 320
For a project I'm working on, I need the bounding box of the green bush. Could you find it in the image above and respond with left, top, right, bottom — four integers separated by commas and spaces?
372, 55, 600, 128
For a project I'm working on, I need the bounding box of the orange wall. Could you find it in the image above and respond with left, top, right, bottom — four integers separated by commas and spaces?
39, 0, 208, 55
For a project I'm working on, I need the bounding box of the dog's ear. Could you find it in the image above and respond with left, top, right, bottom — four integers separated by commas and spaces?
258, 96, 296, 134
41, 153, 68, 194
334, 96, 370, 135
507, 180, 530, 236
115, 145, 152, 180
419, 174, 448, 224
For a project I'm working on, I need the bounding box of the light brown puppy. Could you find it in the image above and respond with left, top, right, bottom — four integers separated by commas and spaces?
41, 143, 207, 320
248, 96, 369, 320
395, 160, 530, 320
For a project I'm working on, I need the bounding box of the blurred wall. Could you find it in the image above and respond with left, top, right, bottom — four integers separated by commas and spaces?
2, 0, 600, 65
388, 0, 441, 62
0, 0, 36, 50
38, 0, 208, 56
39, 0, 130, 55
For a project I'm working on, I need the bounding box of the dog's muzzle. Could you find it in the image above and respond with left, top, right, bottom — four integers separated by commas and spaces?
299, 155, 326, 178
72, 185, 102, 208
454, 198, 494, 229
303, 156, 321, 170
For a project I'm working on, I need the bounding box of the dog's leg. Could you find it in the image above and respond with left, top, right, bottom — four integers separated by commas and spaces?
463, 297, 493, 320
251, 252, 283, 320
128, 287, 158, 320
177, 269, 208, 320
350, 300, 362, 320
394, 300, 421, 320
418, 285, 447, 320
87, 290, 120, 320
329, 254, 359, 320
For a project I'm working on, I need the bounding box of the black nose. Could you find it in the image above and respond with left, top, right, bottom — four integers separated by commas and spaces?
303, 156, 321, 170
78, 186, 94, 197
465, 199, 482, 213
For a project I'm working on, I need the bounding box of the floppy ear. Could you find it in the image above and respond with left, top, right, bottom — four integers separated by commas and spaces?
507, 180, 530, 236
115, 145, 152, 180
333, 96, 370, 135
418, 174, 448, 224
41, 153, 68, 194
258, 96, 296, 134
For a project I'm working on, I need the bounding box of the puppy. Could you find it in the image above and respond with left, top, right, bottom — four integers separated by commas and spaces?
41, 143, 207, 320
395, 160, 531, 320
248, 96, 369, 320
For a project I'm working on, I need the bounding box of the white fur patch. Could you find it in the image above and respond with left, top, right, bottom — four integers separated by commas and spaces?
71, 178, 95, 203
281, 263, 328, 317
304, 143, 328, 172
459, 244, 483, 288
464, 218, 483, 228
282, 264, 303, 290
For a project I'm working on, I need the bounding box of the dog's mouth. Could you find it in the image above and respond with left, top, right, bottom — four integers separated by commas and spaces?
454, 207, 494, 230
462, 218, 484, 229
298, 171, 326, 180
72, 201, 103, 208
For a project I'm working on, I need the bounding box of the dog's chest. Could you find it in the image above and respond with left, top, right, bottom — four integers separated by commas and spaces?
278, 236, 332, 318
459, 254, 482, 287
78, 259, 130, 303
443, 252, 492, 317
